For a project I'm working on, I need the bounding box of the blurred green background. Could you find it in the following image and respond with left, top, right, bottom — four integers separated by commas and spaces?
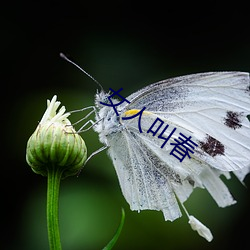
2, 2, 250, 250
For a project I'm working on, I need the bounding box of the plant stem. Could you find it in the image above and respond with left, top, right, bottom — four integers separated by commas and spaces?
47, 165, 63, 250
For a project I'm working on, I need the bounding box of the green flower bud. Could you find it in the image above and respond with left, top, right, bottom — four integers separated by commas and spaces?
26, 95, 87, 178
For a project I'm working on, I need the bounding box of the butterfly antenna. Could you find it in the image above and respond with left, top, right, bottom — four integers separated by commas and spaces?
60, 53, 104, 91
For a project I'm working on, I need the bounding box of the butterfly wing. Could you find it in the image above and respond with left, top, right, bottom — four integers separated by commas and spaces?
103, 72, 249, 221
100, 72, 249, 222
123, 72, 250, 173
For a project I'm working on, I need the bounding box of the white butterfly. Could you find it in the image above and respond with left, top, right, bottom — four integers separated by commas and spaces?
58, 53, 250, 242
87, 71, 250, 241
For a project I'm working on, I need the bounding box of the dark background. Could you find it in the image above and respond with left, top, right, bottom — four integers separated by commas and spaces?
2, 1, 250, 250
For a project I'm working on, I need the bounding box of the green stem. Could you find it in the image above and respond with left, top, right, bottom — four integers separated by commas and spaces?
47, 165, 63, 250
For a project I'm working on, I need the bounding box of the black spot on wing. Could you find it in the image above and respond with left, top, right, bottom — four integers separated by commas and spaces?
199, 135, 225, 157
246, 84, 250, 94
186, 177, 195, 186
224, 111, 243, 130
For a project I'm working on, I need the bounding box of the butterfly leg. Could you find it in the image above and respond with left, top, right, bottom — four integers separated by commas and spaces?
85, 145, 108, 165
77, 145, 108, 176
68, 106, 100, 132
70, 106, 96, 125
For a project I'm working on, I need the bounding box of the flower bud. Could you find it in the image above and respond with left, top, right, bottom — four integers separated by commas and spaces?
26, 95, 87, 178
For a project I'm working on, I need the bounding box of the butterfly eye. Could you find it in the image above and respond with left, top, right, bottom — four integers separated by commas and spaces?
102, 97, 109, 104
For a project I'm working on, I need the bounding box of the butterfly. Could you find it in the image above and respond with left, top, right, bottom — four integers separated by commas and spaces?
61, 55, 250, 241
91, 72, 250, 241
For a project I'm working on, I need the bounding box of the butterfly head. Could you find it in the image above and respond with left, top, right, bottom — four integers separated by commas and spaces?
94, 90, 110, 109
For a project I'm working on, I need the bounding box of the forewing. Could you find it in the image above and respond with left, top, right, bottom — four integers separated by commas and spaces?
123, 72, 250, 174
